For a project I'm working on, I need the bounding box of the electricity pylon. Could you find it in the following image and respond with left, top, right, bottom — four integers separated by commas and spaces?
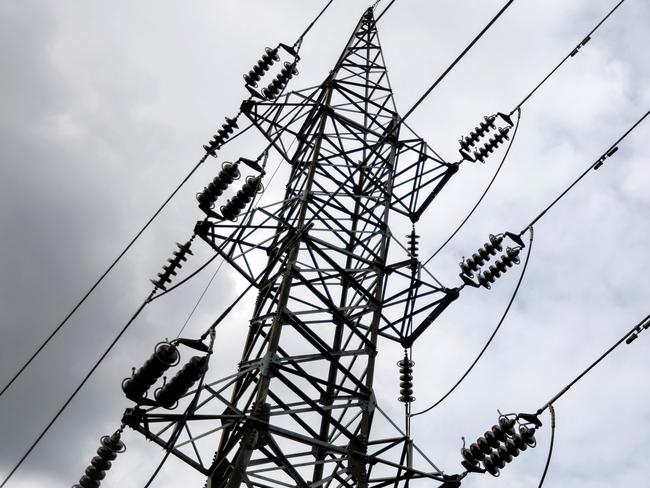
123, 8, 462, 487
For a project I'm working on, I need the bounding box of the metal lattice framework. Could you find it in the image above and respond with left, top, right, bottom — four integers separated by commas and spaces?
123, 9, 462, 488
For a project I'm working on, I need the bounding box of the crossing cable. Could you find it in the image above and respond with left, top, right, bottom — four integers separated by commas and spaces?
422, 108, 522, 267
510, 0, 627, 116
422, 0, 628, 265
519, 107, 650, 235
0, 0, 337, 402
411, 226, 534, 417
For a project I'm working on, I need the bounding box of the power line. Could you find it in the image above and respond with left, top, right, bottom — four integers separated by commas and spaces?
401, 0, 515, 123
521, 108, 650, 234
0, 153, 211, 400
411, 226, 534, 417
295, 0, 337, 48
375, 0, 398, 22
511, 0, 628, 115
0, 294, 153, 488
536, 311, 650, 416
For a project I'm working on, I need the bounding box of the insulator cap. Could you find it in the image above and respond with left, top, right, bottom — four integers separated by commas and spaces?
476, 436, 491, 455
461, 447, 478, 466
499, 416, 516, 436
490, 423, 507, 442
490, 450, 506, 469
73, 431, 125, 488
197, 161, 241, 210
219, 175, 263, 221
520, 425, 537, 447
512, 432, 529, 451
482, 455, 499, 477
155, 356, 208, 409
484, 430, 499, 448
122, 342, 179, 402
496, 445, 513, 464
504, 438, 520, 457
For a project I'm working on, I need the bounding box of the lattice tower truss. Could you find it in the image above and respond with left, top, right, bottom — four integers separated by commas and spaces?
123, 9, 462, 488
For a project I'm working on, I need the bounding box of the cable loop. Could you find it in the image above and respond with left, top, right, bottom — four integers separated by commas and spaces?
411, 226, 534, 417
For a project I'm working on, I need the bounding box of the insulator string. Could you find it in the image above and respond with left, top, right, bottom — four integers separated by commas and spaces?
422, 108, 521, 266
174, 151, 285, 339
142, 330, 216, 488
411, 227, 534, 417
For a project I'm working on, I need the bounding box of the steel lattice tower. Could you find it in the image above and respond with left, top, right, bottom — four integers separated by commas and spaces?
123, 9, 461, 487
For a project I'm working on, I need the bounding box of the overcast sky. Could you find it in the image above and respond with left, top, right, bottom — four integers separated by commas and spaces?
1, 0, 649, 487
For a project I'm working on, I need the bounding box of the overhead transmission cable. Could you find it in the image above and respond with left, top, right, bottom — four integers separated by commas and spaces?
0, 294, 154, 488
375, 0, 398, 22
536, 311, 650, 416
530, 310, 650, 486
511, 0, 627, 116
411, 226, 534, 417
0, 0, 337, 402
423, 0, 628, 265
520, 107, 649, 234
401, 0, 515, 123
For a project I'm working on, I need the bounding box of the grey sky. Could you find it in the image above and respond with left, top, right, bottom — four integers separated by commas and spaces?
1, 0, 649, 487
